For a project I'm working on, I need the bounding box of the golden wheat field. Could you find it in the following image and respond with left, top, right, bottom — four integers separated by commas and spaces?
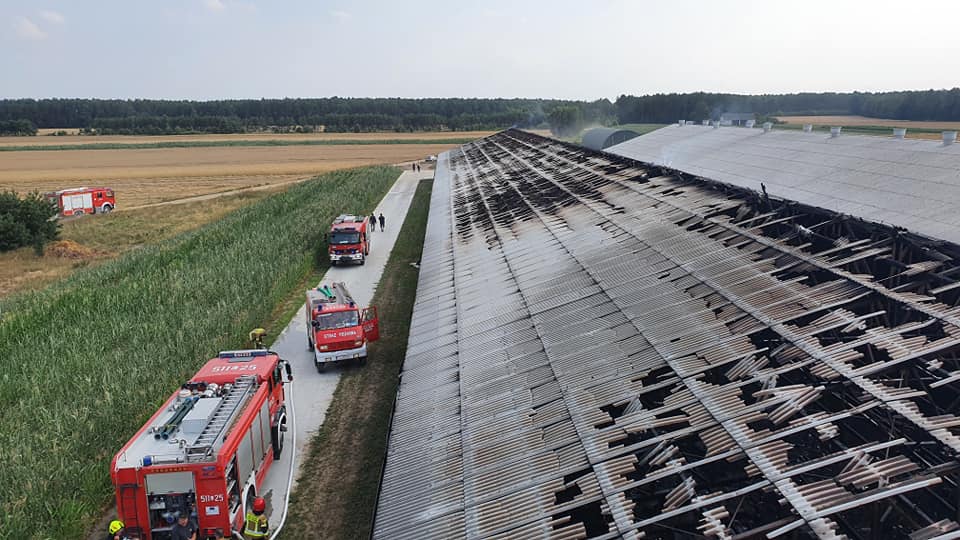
776, 115, 960, 130
0, 142, 457, 207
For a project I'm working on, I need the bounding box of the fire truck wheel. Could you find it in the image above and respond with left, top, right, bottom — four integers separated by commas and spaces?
359, 257, 366, 265
101, 204, 113, 214
307, 336, 314, 351
316, 362, 326, 373
272, 410, 286, 459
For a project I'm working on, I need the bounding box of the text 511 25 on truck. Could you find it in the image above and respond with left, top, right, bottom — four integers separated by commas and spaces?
327, 214, 371, 266
306, 282, 380, 371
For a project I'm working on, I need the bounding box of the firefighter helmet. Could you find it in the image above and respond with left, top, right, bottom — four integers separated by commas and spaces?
109, 520, 124, 534
252, 496, 266, 513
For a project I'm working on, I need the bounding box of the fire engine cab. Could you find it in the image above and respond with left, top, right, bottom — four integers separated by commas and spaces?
327, 214, 371, 266
306, 282, 380, 371
44, 186, 116, 217
111, 350, 292, 540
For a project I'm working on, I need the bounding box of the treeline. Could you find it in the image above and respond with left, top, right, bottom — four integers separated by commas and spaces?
0, 119, 37, 136
615, 89, 960, 124
4, 90, 959, 137
0, 97, 609, 134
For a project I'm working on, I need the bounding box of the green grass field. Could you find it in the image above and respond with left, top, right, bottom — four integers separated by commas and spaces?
0, 166, 399, 539
0, 138, 477, 152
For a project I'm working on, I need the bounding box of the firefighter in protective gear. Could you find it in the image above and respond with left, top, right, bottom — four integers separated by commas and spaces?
249, 328, 267, 349
107, 520, 125, 540
244, 497, 269, 539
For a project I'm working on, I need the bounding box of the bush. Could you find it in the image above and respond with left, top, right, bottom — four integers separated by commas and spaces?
0, 190, 60, 252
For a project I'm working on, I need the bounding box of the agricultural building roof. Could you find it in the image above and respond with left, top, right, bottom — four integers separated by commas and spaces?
581, 127, 640, 151
374, 129, 960, 539
719, 112, 756, 121
607, 124, 960, 245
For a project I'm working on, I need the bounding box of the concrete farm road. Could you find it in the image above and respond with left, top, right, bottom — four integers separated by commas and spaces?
257, 167, 429, 528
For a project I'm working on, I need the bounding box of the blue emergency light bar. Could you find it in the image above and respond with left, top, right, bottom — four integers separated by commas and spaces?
218, 350, 271, 359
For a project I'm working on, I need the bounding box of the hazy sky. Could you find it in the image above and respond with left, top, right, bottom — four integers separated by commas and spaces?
3, 0, 959, 100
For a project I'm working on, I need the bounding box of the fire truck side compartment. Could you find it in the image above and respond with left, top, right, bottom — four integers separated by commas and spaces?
258, 401, 271, 460
237, 431, 254, 489
145, 471, 195, 495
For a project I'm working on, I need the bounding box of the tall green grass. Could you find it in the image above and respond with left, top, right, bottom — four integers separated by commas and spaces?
0, 138, 475, 152
0, 165, 400, 539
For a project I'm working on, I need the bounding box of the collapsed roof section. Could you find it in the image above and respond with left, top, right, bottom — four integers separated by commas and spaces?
374, 129, 960, 540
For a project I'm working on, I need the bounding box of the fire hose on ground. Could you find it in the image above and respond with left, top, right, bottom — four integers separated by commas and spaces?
232, 358, 297, 540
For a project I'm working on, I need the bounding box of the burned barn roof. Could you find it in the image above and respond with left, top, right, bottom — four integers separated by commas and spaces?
607, 124, 960, 245
374, 129, 960, 540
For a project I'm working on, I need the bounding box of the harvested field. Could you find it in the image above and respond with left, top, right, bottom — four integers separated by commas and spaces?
774, 115, 960, 140
777, 115, 960, 130
37, 128, 82, 136
0, 187, 278, 297
0, 130, 495, 147
0, 143, 456, 207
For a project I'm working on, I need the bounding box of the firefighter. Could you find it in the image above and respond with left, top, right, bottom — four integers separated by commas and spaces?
369, 213, 377, 233
378, 213, 385, 232
244, 496, 269, 539
170, 511, 197, 540
249, 327, 267, 349
107, 520, 125, 540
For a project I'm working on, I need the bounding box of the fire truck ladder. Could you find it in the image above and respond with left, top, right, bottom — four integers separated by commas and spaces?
185, 375, 256, 462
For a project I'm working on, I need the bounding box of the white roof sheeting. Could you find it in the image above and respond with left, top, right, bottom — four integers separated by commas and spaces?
607, 125, 960, 244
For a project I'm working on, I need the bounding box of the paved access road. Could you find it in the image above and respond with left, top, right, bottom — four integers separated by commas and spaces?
257, 168, 430, 528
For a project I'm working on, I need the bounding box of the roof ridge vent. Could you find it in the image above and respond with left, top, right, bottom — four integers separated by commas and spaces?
830, 126, 842, 138
943, 131, 957, 146
701, 120, 709, 126
893, 128, 907, 139
679, 120, 686, 126
762, 122, 773, 133
745, 120, 756, 128
803, 124, 813, 133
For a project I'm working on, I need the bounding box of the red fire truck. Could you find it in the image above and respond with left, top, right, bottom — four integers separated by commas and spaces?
44, 186, 116, 217
327, 214, 371, 266
111, 350, 292, 540
306, 282, 380, 371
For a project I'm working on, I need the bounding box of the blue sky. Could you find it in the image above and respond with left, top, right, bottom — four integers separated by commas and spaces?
3, 0, 960, 100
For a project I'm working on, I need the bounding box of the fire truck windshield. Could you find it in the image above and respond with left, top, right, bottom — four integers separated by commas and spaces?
314, 310, 360, 330
330, 231, 360, 244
